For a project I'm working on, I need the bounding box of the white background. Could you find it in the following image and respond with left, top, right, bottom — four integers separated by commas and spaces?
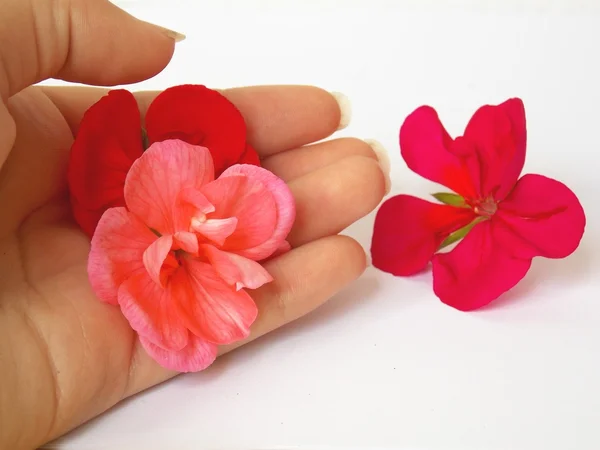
49, 1, 600, 449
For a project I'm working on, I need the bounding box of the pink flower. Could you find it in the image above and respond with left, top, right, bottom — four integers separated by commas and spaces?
88, 139, 295, 372
371, 98, 586, 311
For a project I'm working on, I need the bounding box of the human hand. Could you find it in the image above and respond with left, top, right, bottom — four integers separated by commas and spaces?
0, 0, 388, 447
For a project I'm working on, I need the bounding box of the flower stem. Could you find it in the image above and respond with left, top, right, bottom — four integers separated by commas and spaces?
141, 128, 150, 150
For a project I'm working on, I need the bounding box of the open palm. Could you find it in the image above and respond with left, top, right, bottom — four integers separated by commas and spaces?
0, 1, 387, 448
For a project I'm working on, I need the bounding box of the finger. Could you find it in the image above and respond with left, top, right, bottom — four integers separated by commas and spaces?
0, 0, 178, 99
287, 155, 387, 247
220, 86, 348, 155
221, 235, 367, 353
262, 137, 380, 182
41, 84, 349, 156
125, 234, 367, 396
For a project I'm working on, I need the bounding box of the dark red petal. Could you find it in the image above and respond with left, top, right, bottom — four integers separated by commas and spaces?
70, 196, 106, 237
458, 98, 526, 200
67, 90, 143, 236
432, 221, 532, 311
371, 195, 476, 276
145, 85, 247, 175
400, 106, 476, 198
494, 174, 586, 259
237, 144, 261, 166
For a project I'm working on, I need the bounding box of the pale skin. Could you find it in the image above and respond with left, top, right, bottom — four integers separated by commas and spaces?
0, 0, 387, 448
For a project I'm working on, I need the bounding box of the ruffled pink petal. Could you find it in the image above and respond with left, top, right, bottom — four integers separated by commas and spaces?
191, 217, 238, 246
173, 231, 199, 255
123, 140, 215, 235
200, 244, 273, 290
400, 106, 477, 198
432, 221, 532, 311
271, 240, 291, 258
371, 195, 476, 276
459, 98, 526, 201
178, 188, 216, 216
118, 271, 189, 350
494, 174, 586, 259
139, 334, 218, 373
88, 207, 157, 305
172, 259, 258, 345
219, 164, 296, 261
200, 174, 277, 253
143, 235, 177, 287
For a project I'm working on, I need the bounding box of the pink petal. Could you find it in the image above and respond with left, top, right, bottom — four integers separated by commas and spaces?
118, 271, 189, 351
200, 174, 277, 253
88, 207, 157, 305
219, 164, 296, 261
178, 188, 216, 216
143, 235, 177, 287
494, 174, 586, 259
271, 240, 292, 258
139, 333, 218, 373
459, 98, 526, 200
123, 140, 215, 235
172, 259, 258, 345
200, 244, 273, 290
432, 221, 532, 311
400, 106, 477, 198
173, 231, 199, 255
191, 217, 238, 246
371, 195, 476, 276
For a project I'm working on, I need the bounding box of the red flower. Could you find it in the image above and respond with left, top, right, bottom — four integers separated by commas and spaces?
371, 98, 586, 311
67, 85, 260, 237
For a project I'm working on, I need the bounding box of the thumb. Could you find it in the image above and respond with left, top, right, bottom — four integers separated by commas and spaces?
0, 0, 183, 99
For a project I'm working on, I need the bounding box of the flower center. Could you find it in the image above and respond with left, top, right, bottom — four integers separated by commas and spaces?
473, 197, 497, 217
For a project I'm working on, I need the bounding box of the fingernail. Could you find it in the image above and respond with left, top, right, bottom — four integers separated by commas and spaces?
150, 23, 187, 42
365, 250, 373, 268
364, 138, 392, 194
331, 91, 352, 130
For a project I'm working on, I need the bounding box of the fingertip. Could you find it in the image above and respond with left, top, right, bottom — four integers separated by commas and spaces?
335, 234, 369, 276
57, 0, 178, 86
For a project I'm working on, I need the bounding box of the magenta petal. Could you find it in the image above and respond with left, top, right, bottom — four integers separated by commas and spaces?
88, 207, 157, 305
118, 272, 189, 351
460, 98, 527, 200
139, 333, 218, 373
219, 164, 296, 261
400, 106, 476, 198
172, 259, 258, 345
371, 195, 476, 276
432, 221, 532, 311
495, 174, 586, 259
